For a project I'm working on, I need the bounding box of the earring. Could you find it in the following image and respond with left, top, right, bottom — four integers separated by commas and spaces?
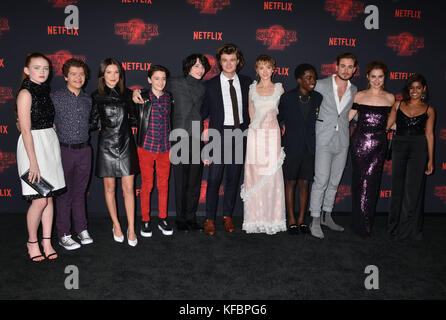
421, 93, 426, 101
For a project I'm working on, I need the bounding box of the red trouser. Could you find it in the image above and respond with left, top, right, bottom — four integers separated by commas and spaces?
137, 147, 171, 221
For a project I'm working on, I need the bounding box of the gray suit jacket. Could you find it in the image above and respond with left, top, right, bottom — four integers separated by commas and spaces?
169, 75, 206, 139
314, 76, 357, 147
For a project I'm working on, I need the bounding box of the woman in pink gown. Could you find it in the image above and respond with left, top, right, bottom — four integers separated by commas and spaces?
241, 55, 286, 235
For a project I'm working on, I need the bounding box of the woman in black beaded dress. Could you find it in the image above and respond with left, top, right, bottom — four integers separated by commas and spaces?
16, 53, 66, 261
348, 61, 395, 237
90, 58, 139, 246
386, 74, 435, 240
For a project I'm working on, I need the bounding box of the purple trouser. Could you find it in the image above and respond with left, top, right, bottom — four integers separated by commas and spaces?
55, 145, 92, 238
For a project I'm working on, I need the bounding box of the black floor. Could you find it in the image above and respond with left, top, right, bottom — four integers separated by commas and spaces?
1, 213, 445, 300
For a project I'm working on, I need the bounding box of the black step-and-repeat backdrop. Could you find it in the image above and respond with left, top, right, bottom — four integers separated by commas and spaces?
1, 0, 445, 215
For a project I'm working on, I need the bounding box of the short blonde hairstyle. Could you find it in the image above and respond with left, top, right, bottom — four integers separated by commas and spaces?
254, 54, 276, 70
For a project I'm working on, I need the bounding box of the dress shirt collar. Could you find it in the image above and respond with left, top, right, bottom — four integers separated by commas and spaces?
220, 72, 239, 84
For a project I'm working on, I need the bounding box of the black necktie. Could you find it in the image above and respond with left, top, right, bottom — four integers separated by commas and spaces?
228, 79, 240, 128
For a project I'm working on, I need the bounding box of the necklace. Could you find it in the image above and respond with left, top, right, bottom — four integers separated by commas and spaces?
298, 94, 311, 104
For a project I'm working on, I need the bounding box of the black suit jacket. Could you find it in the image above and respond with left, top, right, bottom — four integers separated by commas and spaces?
278, 87, 323, 156
201, 73, 252, 133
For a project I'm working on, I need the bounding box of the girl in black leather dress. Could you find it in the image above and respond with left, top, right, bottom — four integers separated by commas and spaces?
386, 74, 435, 240
90, 58, 139, 246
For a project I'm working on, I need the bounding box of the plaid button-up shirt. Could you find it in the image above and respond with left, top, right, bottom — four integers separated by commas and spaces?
142, 90, 171, 153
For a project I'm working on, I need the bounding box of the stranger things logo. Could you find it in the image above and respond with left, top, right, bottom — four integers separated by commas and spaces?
324, 0, 364, 21
386, 32, 424, 56
335, 185, 351, 204
383, 160, 392, 176
0, 87, 13, 104
47, 50, 86, 76
434, 186, 446, 205
256, 25, 297, 50
321, 61, 360, 77
0, 18, 9, 36
439, 129, 446, 142
48, 0, 78, 7
115, 19, 159, 45
188, 0, 230, 14
203, 54, 220, 80
199, 180, 224, 203
0, 151, 16, 173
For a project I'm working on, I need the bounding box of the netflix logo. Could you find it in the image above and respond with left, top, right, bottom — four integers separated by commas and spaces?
380, 190, 392, 198
328, 37, 357, 47
193, 31, 223, 41
0, 125, 8, 134
274, 67, 290, 77
264, 1, 293, 12
389, 72, 416, 80
0, 58, 4, 68
0, 188, 12, 197
47, 26, 79, 36
188, 0, 230, 14
395, 9, 421, 19
122, 61, 152, 71
0, 18, 10, 36
115, 19, 159, 45
256, 25, 297, 50
0, 87, 13, 103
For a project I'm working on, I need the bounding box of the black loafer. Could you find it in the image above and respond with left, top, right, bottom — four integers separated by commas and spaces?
288, 224, 300, 235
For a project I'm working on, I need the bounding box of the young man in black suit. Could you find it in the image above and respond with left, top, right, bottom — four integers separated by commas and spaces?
201, 43, 252, 235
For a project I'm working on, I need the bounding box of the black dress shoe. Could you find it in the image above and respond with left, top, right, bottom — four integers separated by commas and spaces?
175, 220, 189, 232
299, 224, 310, 234
186, 220, 203, 232
288, 224, 299, 235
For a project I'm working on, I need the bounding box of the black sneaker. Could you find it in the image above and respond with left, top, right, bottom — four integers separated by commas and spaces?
140, 221, 152, 238
158, 219, 174, 236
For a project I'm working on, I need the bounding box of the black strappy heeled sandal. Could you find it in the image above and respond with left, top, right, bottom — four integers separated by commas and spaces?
41, 237, 58, 260
27, 240, 45, 262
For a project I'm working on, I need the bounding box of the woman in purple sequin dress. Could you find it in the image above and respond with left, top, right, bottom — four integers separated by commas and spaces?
349, 62, 395, 236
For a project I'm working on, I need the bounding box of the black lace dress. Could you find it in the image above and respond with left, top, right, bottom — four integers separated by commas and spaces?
388, 106, 429, 240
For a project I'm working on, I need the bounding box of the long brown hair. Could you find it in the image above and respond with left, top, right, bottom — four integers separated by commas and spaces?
97, 58, 125, 94
14, 52, 51, 120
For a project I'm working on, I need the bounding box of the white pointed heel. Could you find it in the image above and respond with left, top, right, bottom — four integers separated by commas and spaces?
112, 228, 124, 243
127, 229, 138, 247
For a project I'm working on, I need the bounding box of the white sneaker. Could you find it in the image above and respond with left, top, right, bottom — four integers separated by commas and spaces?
59, 234, 81, 250
77, 230, 93, 245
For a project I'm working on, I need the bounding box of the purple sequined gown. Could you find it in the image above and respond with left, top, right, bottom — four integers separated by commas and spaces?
351, 104, 390, 236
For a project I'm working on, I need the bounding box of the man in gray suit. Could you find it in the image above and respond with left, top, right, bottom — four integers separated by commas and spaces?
309, 53, 358, 239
